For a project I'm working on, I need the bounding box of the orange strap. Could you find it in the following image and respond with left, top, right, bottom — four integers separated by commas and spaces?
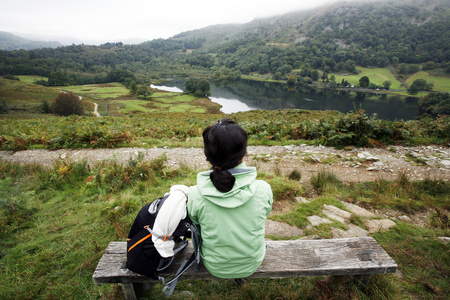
128, 233, 152, 252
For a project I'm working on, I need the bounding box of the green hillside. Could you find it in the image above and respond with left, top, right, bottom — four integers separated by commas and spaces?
0, 0, 448, 88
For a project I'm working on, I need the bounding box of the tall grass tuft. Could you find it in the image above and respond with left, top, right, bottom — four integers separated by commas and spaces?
310, 168, 341, 195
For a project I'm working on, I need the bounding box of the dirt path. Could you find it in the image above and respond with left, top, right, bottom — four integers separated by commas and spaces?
93, 102, 100, 117
1, 145, 449, 182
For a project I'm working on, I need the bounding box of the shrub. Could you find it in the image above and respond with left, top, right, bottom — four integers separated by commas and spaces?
41, 100, 52, 114
3, 74, 20, 81
0, 99, 9, 113
288, 170, 302, 181
51, 92, 84, 116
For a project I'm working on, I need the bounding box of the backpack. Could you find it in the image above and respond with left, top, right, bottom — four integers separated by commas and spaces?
126, 185, 201, 297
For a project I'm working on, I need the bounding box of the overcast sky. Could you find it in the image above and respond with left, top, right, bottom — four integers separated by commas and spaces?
0, 0, 333, 45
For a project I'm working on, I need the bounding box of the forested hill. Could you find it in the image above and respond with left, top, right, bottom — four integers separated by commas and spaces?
0, 32, 62, 51
0, 0, 448, 85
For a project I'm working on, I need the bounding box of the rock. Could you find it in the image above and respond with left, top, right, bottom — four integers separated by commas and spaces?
295, 197, 310, 203
439, 160, 450, 168
310, 155, 321, 163
60, 153, 66, 159
331, 224, 369, 239
367, 156, 379, 161
342, 202, 375, 218
322, 204, 352, 223
265, 219, 304, 237
367, 167, 379, 171
398, 215, 411, 222
307, 215, 333, 226
357, 153, 365, 159
331, 227, 350, 238
437, 237, 450, 244
346, 224, 369, 237
365, 219, 397, 233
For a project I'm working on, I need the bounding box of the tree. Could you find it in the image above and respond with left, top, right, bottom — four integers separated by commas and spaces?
184, 78, 211, 97
382, 81, 392, 90
287, 75, 296, 85
129, 81, 137, 94
408, 79, 433, 95
311, 70, 320, 81
398, 64, 408, 74
51, 92, 84, 116
41, 100, 52, 113
107, 69, 135, 82
48, 71, 72, 86
408, 64, 420, 74
418, 93, 450, 117
136, 86, 152, 99
198, 79, 210, 94
359, 76, 370, 88
0, 99, 9, 113
184, 78, 199, 94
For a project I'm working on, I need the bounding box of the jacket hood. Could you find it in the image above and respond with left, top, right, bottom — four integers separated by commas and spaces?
195, 162, 257, 208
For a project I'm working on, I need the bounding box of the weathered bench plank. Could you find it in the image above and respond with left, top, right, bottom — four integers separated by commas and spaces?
93, 237, 397, 288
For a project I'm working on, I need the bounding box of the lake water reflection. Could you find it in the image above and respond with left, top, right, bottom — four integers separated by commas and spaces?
153, 80, 419, 120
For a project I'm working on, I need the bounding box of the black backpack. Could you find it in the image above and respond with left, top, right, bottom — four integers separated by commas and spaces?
126, 192, 201, 297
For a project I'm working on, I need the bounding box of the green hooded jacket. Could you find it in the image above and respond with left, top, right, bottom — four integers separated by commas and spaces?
187, 162, 273, 278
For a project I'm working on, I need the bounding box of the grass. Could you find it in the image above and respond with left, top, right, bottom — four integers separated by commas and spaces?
374, 223, 449, 299
1, 159, 447, 299
0, 76, 221, 118
333, 67, 403, 90
0, 78, 60, 111
406, 71, 450, 93
60, 82, 130, 99
58, 82, 218, 115
17, 75, 48, 84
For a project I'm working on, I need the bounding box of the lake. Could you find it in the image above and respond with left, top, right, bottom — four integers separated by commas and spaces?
153, 80, 420, 121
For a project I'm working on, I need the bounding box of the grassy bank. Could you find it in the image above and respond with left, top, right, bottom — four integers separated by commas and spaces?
0, 156, 448, 299
1, 108, 449, 151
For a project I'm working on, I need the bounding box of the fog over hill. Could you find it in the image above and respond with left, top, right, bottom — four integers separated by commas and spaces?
0, 0, 448, 85
0, 32, 63, 50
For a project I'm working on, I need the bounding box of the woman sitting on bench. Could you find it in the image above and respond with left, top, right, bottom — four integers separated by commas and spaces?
188, 118, 273, 279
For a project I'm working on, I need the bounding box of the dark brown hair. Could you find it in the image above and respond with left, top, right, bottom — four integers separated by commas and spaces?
203, 118, 247, 192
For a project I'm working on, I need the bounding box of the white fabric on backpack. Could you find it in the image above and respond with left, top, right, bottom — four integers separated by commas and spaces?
151, 185, 189, 257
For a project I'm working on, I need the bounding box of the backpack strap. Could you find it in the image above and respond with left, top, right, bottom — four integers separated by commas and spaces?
157, 239, 188, 272
160, 220, 202, 297
161, 252, 197, 297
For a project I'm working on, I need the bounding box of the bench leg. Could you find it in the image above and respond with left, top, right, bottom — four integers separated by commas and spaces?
121, 282, 157, 300
353, 274, 372, 287
121, 283, 137, 300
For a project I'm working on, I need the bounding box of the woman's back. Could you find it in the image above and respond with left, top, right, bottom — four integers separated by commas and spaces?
188, 164, 272, 278
187, 119, 273, 278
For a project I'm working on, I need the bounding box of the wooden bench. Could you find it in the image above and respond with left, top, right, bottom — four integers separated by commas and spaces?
93, 237, 397, 300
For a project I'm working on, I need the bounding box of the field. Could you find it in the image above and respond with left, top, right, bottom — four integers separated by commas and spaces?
406, 71, 450, 93
60, 82, 130, 99
0, 77, 221, 117
333, 67, 403, 90
0, 77, 60, 112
